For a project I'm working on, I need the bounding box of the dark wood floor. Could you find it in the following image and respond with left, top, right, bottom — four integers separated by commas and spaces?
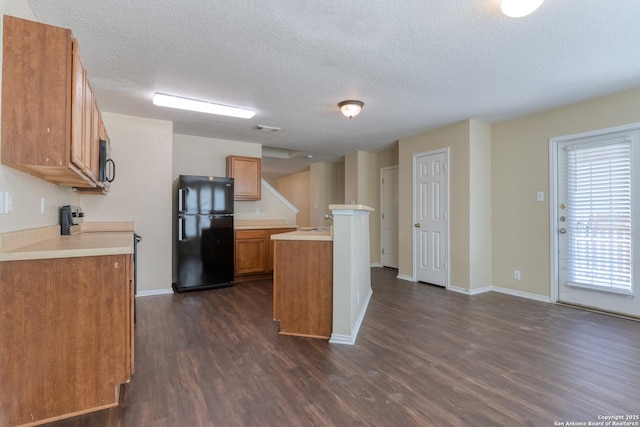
48, 268, 640, 427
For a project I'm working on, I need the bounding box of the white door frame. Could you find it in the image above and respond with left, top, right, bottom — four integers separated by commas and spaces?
380, 165, 399, 269
412, 148, 450, 287
549, 121, 640, 304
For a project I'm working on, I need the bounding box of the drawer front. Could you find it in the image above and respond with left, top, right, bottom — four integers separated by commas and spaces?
235, 229, 267, 240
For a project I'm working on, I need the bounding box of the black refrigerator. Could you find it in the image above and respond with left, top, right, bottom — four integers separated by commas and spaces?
174, 175, 234, 292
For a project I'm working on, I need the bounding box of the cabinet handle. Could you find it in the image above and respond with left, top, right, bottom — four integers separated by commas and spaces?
114, 262, 121, 268
106, 158, 116, 183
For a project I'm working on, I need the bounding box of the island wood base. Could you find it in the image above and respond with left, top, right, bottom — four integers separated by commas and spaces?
272, 240, 333, 339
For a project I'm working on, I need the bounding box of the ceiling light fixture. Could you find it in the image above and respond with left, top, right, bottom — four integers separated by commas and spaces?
255, 124, 282, 133
338, 100, 364, 119
152, 93, 255, 119
500, 0, 544, 17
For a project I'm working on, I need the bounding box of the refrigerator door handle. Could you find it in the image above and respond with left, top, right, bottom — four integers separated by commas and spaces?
178, 217, 186, 241
178, 188, 186, 212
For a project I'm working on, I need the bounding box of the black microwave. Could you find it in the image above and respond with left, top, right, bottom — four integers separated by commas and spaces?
98, 139, 115, 183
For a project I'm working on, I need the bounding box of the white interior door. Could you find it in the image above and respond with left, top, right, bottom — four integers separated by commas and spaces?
380, 166, 399, 268
414, 150, 448, 287
553, 125, 640, 317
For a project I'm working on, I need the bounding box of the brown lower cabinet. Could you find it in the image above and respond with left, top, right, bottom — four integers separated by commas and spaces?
0, 254, 134, 427
273, 239, 333, 339
234, 228, 296, 281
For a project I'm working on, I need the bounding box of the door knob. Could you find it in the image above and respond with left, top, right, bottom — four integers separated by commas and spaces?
559, 228, 566, 234
414, 223, 421, 228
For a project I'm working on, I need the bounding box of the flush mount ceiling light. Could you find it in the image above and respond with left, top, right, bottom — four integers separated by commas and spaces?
338, 100, 364, 119
501, 0, 544, 17
152, 93, 255, 119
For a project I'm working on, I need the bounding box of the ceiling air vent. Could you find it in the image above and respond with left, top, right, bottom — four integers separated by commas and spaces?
254, 124, 282, 133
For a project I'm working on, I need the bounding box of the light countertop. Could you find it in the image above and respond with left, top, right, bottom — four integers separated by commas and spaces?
234, 219, 297, 230
0, 223, 135, 262
270, 229, 333, 242
235, 224, 297, 230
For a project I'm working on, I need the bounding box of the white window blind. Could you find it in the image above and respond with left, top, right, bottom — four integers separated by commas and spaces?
564, 139, 633, 295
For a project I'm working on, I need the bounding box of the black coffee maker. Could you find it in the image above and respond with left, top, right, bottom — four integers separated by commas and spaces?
59, 205, 83, 235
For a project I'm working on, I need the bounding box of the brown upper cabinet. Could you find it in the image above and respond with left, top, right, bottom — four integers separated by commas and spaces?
1, 15, 108, 191
226, 155, 261, 200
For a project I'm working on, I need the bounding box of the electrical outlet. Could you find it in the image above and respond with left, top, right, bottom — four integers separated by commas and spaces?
514, 270, 521, 281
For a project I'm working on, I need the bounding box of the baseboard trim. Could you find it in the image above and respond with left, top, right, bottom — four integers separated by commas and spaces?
490, 286, 551, 303
136, 288, 174, 297
370, 262, 383, 268
329, 333, 354, 345
390, 273, 550, 303
396, 273, 414, 282
448, 285, 492, 295
329, 288, 373, 346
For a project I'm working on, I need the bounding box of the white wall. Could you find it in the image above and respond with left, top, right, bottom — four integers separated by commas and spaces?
469, 120, 492, 290
275, 170, 311, 226
172, 133, 260, 178
81, 113, 174, 294
309, 162, 338, 226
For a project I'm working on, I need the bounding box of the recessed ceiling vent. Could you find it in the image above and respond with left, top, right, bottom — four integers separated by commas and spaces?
255, 124, 282, 133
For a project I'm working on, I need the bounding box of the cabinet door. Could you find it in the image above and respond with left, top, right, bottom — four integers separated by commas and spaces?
82, 80, 97, 181
88, 100, 101, 180
1, 15, 72, 168
234, 230, 267, 275
226, 156, 261, 200
71, 39, 85, 172
0, 255, 131, 426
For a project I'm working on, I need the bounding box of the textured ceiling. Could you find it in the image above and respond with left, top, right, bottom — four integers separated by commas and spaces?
26, 0, 640, 178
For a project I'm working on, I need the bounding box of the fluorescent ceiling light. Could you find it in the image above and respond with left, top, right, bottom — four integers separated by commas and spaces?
501, 0, 544, 18
152, 93, 255, 119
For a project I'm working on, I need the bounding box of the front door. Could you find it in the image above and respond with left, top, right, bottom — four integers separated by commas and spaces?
553, 124, 640, 317
414, 150, 448, 286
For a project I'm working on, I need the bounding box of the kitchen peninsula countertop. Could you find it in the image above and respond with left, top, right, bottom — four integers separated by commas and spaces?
270, 228, 333, 241
234, 219, 297, 230
0, 222, 135, 262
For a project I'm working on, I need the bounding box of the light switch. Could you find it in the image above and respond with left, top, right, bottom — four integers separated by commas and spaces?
5, 192, 12, 214
536, 191, 544, 202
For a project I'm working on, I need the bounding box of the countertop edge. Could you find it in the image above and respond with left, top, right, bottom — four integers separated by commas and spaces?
234, 225, 297, 230
1, 225, 135, 262
270, 230, 333, 241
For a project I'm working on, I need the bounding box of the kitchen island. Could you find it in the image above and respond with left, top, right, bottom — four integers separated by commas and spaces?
271, 205, 374, 345
0, 223, 135, 427
271, 228, 333, 339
